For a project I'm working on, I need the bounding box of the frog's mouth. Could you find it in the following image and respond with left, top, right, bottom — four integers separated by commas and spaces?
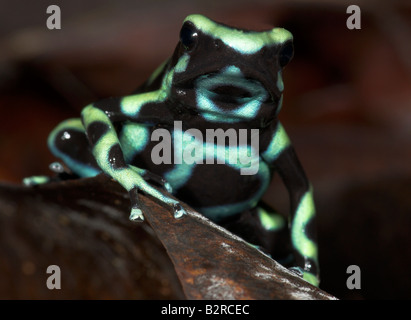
172, 64, 281, 122
207, 83, 269, 105
194, 68, 270, 109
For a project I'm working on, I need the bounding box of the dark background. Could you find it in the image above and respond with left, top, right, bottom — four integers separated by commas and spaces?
1, 0, 410, 299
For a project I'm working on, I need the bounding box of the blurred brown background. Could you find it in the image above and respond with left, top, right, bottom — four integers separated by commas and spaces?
1, 0, 411, 299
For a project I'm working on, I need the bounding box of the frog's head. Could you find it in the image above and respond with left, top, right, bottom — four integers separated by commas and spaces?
168, 14, 293, 125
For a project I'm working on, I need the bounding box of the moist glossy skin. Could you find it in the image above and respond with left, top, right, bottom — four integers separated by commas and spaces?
45, 14, 319, 286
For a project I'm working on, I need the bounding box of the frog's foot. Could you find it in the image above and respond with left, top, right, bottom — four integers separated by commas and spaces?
49, 161, 81, 180
126, 166, 172, 193
129, 207, 144, 222
288, 266, 319, 287
23, 175, 51, 186
128, 190, 187, 222
172, 203, 186, 219
124, 166, 186, 222
23, 162, 79, 186
139, 169, 173, 194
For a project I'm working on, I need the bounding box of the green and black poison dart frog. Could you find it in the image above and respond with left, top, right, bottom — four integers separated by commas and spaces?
25, 14, 319, 286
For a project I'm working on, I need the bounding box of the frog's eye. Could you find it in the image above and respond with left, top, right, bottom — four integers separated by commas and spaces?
279, 41, 294, 67
180, 22, 198, 51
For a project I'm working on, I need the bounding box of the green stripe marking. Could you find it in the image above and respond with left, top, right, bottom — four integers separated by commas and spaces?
184, 14, 293, 55
291, 187, 318, 261
261, 123, 290, 162
258, 207, 285, 231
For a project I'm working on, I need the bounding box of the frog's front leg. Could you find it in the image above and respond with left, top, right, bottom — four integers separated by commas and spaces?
81, 104, 186, 221
262, 123, 319, 286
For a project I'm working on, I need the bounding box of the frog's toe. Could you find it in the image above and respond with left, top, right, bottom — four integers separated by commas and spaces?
23, 176, 50, 186
129, 207, 145, 222
288, 266, 304, 278
163, 181, 173, 193
49, 161, 65, 173
288, 267, 319, 287
172, 203, 187, 219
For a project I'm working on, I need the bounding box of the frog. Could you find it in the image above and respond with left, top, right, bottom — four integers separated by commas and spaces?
25, 14, 319, 286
